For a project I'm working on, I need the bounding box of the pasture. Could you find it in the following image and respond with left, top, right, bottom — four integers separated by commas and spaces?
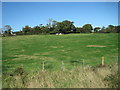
2, 33, 119, 88
3, 33, 118, 72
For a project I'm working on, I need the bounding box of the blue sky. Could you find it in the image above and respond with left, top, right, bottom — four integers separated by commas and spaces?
2, 2, 118, 31
2, 0, 120, 2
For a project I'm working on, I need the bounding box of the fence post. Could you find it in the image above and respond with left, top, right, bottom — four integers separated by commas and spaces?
61, 61, 65, 71
101, 56, 104, 66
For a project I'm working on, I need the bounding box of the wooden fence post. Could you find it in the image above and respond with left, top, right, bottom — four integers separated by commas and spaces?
61, 61, 65, 71
101, 56, 104, 66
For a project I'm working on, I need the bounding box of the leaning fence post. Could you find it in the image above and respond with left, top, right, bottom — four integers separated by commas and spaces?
101, 56, 104, 66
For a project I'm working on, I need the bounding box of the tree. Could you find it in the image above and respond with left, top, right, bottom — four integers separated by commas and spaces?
98, 25, 118, 33
33, 26, 40, 31
76, 27, 80, 33
47, 18, 53, 28
33, 26, 42, 34
63, 20, 76, 33
22, 25, 32, 35
41, 26, 50, 34
55, 20, 76, 34
54, 22, 63, 33
39, 24, 43, 28
115, 25, 120, 33
98, 26, 106, 33
52, 20, 57, 28
94, 27, 101, 32
48, 20, 58, 34
108, 25, 114, 29
82, 24, 93, 33
101, 25, 115, 33
101, 26, 106, 31
3, 25, 12, 35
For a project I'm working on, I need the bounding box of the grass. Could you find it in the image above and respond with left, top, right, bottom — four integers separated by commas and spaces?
2, 64, 119, 88
2, 33, 119, 88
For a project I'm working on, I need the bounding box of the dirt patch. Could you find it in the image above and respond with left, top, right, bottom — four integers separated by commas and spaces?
33, 53, 42, 56
13, 55, 38, 60
40, 56, 56, 61
49, 46, 64, 49
86, 45, 106, 47
34, 52, 51, 56
50, 46, 58, 48
12, 54, 56, 61
60, 50, 65, 52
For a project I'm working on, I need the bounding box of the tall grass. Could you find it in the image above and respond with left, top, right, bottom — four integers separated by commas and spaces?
2, 63, 119, 88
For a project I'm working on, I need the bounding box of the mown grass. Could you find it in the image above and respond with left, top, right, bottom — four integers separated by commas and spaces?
3, 33, 118, 72
2, 33, 118, 88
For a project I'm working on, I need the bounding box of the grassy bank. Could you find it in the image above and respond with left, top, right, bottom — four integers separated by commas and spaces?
3, 63, 119, 88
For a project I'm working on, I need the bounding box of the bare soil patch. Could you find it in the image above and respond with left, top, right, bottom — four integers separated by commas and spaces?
12, 54, 56, 61
49, 46, 64, 48
86, 45, 106, 47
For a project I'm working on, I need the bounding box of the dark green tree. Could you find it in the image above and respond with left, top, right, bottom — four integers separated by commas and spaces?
82, 24, 93, 33
55, 20, 76, 34
22, 25, 32, 35
54, 22, 63, 33
76, 27, 85, 33
115, 25, 120, 33
103, 25, 115, 33
33, 26, 42, 34
40, 26, 50, 34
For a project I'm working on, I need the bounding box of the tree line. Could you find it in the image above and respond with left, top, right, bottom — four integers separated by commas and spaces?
2, 19, 120, 36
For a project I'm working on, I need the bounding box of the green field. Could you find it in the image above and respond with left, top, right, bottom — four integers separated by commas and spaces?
2, 33, 119, 88
3, 33, 118, 72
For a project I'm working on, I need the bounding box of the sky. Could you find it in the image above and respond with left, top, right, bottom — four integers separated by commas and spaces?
2, 2, 118, 31
2, 0, 120, 2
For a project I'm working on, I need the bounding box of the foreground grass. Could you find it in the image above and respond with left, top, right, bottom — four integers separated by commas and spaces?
3, 63, 119, 88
